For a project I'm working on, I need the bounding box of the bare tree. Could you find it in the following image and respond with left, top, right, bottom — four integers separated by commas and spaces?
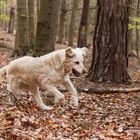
88, 0, 131, 84
77, 0, 90, 48
136, 0, 140, 63
57, 0, 66, 44
8, 6, 15, 33
68, 0, 78, 47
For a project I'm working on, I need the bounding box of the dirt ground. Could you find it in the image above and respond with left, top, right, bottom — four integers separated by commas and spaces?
0, 32, 140, 139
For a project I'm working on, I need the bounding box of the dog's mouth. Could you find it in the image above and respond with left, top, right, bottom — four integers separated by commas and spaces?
72, 69, 80, 77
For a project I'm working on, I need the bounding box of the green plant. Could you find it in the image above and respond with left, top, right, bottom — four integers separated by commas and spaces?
0, 0, 9, 22
0, 0, 7, 8
0, 13, 9, 22
128, 16, 140, 30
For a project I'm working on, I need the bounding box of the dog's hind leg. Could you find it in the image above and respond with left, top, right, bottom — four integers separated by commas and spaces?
47, 86, 65, 105
30, 87, 53, 110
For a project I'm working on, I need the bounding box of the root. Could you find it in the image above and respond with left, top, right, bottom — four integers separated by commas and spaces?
60, 87, 140, 94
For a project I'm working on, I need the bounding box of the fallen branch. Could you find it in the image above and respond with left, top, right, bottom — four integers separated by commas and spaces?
60, 87, 140, 94
0, 86, 29, 110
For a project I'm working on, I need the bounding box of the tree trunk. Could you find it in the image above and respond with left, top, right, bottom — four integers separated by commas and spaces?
68, 0, 78, 47
136, 0, 140, 63
37, 0, 40, 20
34, 0, 61, 56
88, 0, 131, 84
77, 0, 90, 48
14, 0, 29, 56
57, 0, 66, 44
8, 6, 15, 33
28, 0, 37, 51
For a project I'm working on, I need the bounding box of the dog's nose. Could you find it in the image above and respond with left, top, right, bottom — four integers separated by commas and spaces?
83, 68, 87, 74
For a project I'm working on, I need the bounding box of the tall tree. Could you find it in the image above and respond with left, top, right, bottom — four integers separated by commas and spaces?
68, 0, 78, 47
136, 0, 140, 63
57, 0, 66, 44
88, 0, 131, 84
14, 0, 29, 56
34, 0, 61, 56
37, 0, 40, 20
8, 6, 15, 33
28, 0, 37, 51
77, 0, 90, 48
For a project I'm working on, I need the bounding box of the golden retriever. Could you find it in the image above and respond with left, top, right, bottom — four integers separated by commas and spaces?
0, 47, 87, 110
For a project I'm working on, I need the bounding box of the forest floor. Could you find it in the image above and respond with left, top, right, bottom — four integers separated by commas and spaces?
0, 31, 140, 140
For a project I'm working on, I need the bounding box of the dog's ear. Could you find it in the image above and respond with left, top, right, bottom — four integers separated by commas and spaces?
66, 47, 75, 57
81, 47, 88, 57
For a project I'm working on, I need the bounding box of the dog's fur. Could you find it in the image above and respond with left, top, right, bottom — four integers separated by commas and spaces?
0, 47, 87, 110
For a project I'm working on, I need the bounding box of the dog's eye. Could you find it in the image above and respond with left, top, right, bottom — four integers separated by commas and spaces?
75, 61, 79, 64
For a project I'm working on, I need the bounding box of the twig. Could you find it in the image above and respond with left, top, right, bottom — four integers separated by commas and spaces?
0, 86, 29, 110
70, 76, 88, 80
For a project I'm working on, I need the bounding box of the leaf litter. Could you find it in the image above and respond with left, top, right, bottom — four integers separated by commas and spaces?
0, 33, 140, 139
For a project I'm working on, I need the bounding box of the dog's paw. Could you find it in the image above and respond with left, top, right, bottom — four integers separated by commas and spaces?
70, 100, 78, 109
70, 95, 78, 108
54, 95, 65, 104
73, 103, 78, 109
41, 106, 54, 110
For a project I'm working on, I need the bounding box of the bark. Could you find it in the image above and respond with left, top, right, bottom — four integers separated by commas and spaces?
68, 0, 78, 47
77, 0, 90, 48
14, 0, 29, 56
34, 0, 61, 56
37, 0, 40, 20
8, 6, 15, 33
136, 0, 140, 63
28, 0, 37, 51
88, 0, 131, 84
57, 0, 66, 44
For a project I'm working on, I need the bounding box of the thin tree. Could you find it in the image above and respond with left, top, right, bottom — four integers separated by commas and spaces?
88, 0, 131, 84
34, 0, 61, 56
68, 0, 78, 47
77, 0, 90, 48
57, 0, 66, 44
136, 0, 140, 63
37, 0, 40, 18
8, 5, 15, 33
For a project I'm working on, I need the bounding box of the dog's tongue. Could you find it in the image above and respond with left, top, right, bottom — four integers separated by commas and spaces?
72, 69, 80, 77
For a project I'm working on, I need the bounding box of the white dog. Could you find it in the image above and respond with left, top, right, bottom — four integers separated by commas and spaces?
0, 47, 87, 110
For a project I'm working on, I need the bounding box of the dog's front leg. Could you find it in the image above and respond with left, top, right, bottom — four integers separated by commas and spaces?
63, 78, 78, 108
47, 86, 65, 104
30, 87, 53, 110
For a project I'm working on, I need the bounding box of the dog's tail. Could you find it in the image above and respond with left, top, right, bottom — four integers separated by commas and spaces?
0, 65, 8, 83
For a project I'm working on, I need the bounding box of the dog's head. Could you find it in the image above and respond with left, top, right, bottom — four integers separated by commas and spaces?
65, 47, 88, 76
